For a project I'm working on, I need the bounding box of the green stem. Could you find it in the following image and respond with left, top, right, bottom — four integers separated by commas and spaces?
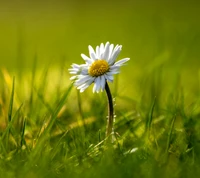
105, 81, 114, 137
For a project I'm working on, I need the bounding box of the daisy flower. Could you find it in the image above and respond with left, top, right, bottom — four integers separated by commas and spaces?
69, 42, 130, 93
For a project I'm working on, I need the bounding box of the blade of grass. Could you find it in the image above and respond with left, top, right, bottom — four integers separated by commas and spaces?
6, 77, 15, 150
2, 103, 23, 140
50, 130, 69, 160
29, 53, 37, 114
165, 114, 176, 164
21, 117, 26, 148
99, 129, 101, 142
146, 96, 156, 138
8, 77, 15, 122
38, 67, 49, 95
0, 103, 23, 154
76, 90, 86, 141
166, 114, 176, 152
77, 90, 84, 122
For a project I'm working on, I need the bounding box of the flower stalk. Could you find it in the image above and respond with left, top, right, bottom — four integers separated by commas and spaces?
105, 81, 114, 137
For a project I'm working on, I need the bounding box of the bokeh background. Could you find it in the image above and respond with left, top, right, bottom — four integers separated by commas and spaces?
0, 2, 200, 177
0, 0, 200, 104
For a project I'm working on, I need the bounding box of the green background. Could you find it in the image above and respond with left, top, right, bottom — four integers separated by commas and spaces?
1, 1, 200, 177
1, 0, 200, 102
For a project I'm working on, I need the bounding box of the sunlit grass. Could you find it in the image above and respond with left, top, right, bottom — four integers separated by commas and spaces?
1, 1, 200, 177
0, 54, 200, 177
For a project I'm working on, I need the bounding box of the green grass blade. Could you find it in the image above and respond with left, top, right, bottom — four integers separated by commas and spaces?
77, 90, 84, 121
5, 77, 15, 150
0, 103, 23, 154
166, 114, 176, 153
8, 77, 15, 122
2, 103, 23, 140
146, 96, 156, 137
21, 117, 26, 147
38, 67, 49, 95
29, 53, 37, 112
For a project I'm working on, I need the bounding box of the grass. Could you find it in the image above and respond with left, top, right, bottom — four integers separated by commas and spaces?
0, 59, 200, 178
1, 0, 200, 177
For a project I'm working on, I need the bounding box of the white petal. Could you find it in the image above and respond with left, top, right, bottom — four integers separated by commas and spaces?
69, 64, 89, 75
69, 68, 78, 72
70, 63, 88, 70
93, 77, 101, 93
96, 77, 101, 93
68, 68, 76, 71
71, 64, 78, 68
100, 75, 106, 91
75, 75, 92, 86
103, 42, 110, 60
70, 76, 77, 80
81, 54, 93, 64
69, 71, 78, 74
93, 81, 97, 93
109, 45, 122, 65
100, 43, 105, 59
114, 58, 130, 66
107, 70, 120, 75
79, 77, 94, 88
109, 65, 120, 70
109, 67, 120, 74
77, 83, 87, 90
109, 44, 114, 58
80, 88, 87, 93
112, 44, 119, 56
78, 77, 94, 88
96, 46, 100, 59
78, 77, 94, 92
69, 67, 80, 74
79, 83, 89, 92
80, 68, 88, 75
79, 64, 88, 67
105, 74, 114, 82
88, 45, 97, 60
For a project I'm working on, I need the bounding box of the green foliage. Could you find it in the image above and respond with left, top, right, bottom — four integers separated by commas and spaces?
0, 59, 200, 178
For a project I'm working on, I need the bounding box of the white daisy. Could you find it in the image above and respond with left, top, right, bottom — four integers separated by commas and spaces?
69, 42, 130, 93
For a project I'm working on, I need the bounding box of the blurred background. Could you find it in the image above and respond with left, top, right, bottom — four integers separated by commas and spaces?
0, 0, 200, 105
0, 1, 200, 176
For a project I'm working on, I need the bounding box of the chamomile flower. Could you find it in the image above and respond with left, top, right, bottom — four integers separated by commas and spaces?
69, 42, 130, 93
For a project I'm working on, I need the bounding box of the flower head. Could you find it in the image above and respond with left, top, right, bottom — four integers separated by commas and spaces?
69, 42, 130, 93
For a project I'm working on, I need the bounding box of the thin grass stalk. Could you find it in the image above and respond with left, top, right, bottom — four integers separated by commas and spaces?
8, 77, 15, 122
29, 53, 37, 115
77, 90, 84, 123
146, 96, 156, 138
21, 117, 26, 148
6, 77, 15, 150
166, 114, 176, 153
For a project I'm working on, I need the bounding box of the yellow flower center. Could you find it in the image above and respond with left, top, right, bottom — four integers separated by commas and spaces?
88, 60, 109, 77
